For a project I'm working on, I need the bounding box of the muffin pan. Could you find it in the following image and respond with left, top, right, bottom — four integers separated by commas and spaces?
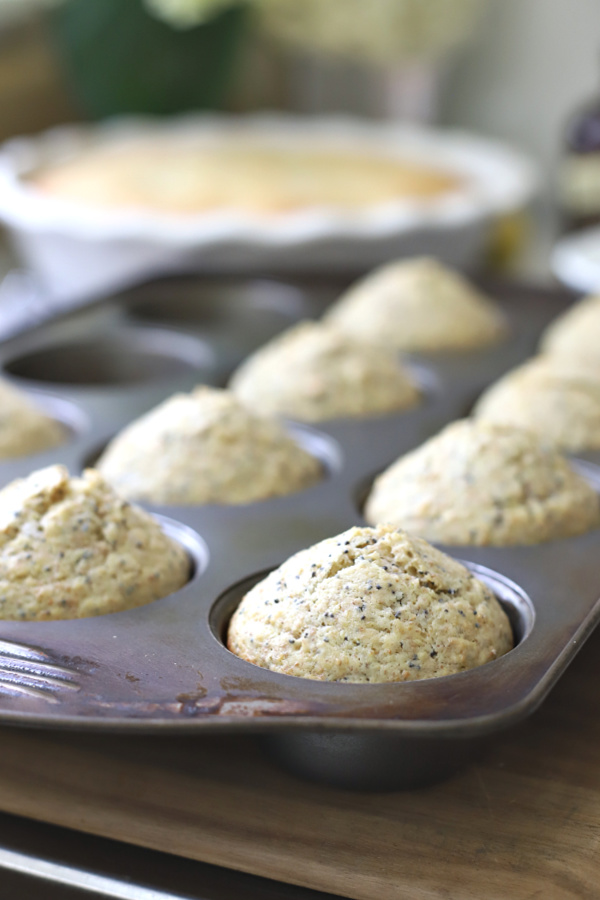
0, 275, 597, 791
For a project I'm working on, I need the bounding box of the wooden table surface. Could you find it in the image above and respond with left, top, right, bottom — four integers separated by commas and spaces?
0, 20, 75, 144
0, 625, 597, 900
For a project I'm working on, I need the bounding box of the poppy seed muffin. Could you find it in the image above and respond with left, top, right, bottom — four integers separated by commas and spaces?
474, 355, 600, 452
0, 379, 65, 460
324, 257, 508, 352
0, 465, 190, 620
227, 524, 513, 683
97, 386, 322, 505
365, 420, 600, 545
540, 294, 600, 363
229, 320, 421, 422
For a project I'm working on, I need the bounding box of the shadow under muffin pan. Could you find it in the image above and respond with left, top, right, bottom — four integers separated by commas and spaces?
0, 277, 597, 791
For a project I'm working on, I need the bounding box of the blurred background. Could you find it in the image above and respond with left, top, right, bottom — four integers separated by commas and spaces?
0, 0, 599, 305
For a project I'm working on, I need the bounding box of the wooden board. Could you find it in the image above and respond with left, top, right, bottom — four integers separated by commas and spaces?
0, 21, 76, 143
0, 628, 597, 900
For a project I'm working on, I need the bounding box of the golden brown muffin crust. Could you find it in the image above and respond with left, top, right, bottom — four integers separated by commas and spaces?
97, 386, 322, 505
0, 380, 65, 460
228, 524, 513, 683
540, 294, 600, 364
0, 465, 190, 620
325, 257, 507, 352
365, 420, 600, 545
230, 320, 420, 422
475, 355, 600, 452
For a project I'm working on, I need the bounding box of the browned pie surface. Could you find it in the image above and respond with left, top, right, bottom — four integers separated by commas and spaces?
29, 142, 461, 215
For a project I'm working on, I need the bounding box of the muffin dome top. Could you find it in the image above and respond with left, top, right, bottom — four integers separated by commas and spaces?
365, 419, 600, 545
227, 524, 513, 683
475, 355, 600, 452
0, 379, 65, 460
325, 257, 507, 352
97, 386, 322, 505
540, 293, 600, 363
0, 464, 190, 620
230, 320, 420, 422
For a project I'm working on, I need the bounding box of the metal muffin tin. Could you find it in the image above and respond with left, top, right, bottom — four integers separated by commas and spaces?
0, 275, 597, 791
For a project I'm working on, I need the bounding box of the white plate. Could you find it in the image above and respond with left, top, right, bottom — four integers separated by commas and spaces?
0, 114, 538, 303
552, 224, 600, 294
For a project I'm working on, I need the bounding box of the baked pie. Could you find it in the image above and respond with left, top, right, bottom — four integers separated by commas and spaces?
29, 138, 462, 216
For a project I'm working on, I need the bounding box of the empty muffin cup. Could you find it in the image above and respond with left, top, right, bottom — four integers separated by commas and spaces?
4, 327, 214, 388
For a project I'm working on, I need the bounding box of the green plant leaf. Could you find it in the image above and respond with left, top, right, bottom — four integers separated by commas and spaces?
49, 0, 249, 118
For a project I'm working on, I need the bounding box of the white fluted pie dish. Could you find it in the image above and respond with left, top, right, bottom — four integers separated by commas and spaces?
0, 114, 538, 302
